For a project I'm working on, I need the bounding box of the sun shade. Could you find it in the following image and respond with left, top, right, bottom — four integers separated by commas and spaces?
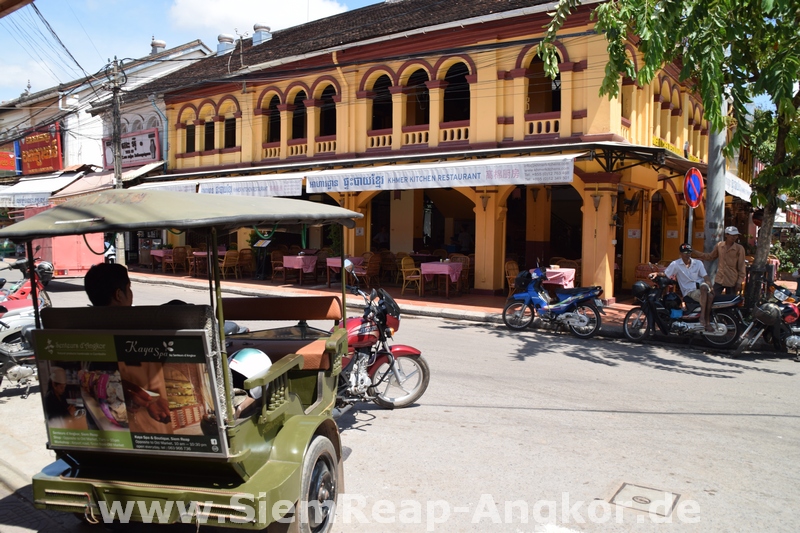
0, 188, 361, 240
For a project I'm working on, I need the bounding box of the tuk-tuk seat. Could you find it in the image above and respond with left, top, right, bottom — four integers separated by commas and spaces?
223, 296, 343, 371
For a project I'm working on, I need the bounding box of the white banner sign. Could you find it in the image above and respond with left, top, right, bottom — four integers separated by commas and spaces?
9, 193, 50, 207
198, 178, 302, 197
306, 155, 578, 193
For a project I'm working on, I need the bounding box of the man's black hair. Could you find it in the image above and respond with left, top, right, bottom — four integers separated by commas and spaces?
84, 263, 130, 306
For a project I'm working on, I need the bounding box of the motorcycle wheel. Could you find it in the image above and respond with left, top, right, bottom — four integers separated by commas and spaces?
283, 436, 339, 533
568, 304, 602, 339
733, 322, 758, 357
623, 307, 651, 342
502, 301, 534, 330
703, 311, 740, 349
371, 355, 430, 409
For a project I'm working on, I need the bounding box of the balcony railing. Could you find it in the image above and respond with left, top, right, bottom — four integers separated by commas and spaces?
440, 121, 469, 143
621, 117, 631, 142
367, 128, 392, 149
262, 142, 280, 159
525, 112, 560, 136
315, 135, 336, 154
402, 125, 429, 147
287, 138, 308, 157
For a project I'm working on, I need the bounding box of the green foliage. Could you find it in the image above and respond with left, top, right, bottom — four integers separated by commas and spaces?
772, 239, 800, 273
327, 224, 342, 256
540, 0, 800, 274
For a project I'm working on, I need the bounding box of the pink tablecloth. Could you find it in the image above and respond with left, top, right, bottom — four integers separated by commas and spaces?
421, 262, 462, 282
283, 255, 318, 273
325, 256, 364, 273
150, 249, 172, 268
545, 268, 575, 288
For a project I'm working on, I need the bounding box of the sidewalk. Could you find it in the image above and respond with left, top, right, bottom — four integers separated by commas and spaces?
125, 265, 634, 339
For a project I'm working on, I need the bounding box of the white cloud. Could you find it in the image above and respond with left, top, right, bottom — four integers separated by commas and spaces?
0, 61, 61, 103
169, 0, 348, 37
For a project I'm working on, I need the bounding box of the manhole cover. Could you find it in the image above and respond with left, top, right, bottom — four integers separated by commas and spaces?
610, 483, 680, 517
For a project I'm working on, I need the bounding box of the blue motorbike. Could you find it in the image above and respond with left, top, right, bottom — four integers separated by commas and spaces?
502, 267, 605, 338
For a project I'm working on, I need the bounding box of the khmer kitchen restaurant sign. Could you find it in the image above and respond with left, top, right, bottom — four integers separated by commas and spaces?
20, 126, 63, 176
306, 154, 579, 194
103, 128, 160, 169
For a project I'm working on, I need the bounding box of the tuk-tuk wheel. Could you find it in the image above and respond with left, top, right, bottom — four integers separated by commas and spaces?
290, 436, 339, 533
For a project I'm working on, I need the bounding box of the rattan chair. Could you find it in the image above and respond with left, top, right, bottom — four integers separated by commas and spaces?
400, 256, 422, 296
448, 253, 470, 294
271, 250, 286, 282
219, 250, 239, 279
505, 260, 520, 297
237, 248, 255, 277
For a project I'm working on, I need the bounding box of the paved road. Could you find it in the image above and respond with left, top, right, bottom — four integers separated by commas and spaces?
0, 279, 798, 532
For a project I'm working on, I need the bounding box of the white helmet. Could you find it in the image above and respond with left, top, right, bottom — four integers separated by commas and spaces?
228, 348, 271, 399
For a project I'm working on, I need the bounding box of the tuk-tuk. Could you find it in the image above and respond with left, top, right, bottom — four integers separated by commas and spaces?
0, 189, 362, 531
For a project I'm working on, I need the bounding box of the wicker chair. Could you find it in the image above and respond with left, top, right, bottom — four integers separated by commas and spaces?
353, 253, 382, 289
432, 248, 448, 260
400, 256, 421, 295
505, 260, 520, 297
237, 248, 255, 277
448, 253, 470, 294
219, 250, 240, 279
380, 250, 397, 282
314, 249, 331, 281
288, 245, 301, 255
271, 250, 286, 282
164, 247, 187, 274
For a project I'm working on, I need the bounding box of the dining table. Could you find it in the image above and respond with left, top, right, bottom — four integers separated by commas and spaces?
326, 256, 364, 287
149, 249, 172, 271
544, 267, 576, 288
283, 255, 318, 285
410, 253, 438, 267
190, 250, 231, 277
420, 261, 462, 298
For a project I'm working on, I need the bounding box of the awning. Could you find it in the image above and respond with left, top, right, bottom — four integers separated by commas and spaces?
0, 171, 84, 207
196, 173, 304, 197
725, 171, 752, 202
132, 180, 200, 193
305, 154, 580, 193
49, 162, 165, 203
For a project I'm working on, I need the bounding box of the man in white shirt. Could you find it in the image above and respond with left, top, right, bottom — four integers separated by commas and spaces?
650, 243, 714, 332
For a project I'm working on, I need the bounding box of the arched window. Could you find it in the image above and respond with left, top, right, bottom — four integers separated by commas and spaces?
291, 91, 307, 140
443, 63, 470, 123
131, 119, 144, 133
146, 116, 160, 130
319, 85, 337, 137
266, 96, 280, 143
371, 75, 392, 130
405, 69, 429, 126
527, 57, 560, 114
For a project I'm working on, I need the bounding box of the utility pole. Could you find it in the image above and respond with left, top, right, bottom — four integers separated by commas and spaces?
107, 57, 126, 266
704, 99, 728, 287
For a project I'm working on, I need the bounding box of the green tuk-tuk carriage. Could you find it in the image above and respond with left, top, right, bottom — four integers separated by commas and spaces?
0, 189, 362, 531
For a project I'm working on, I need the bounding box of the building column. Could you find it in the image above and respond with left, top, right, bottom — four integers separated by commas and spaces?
424, 80, 447, 149
277, 104, 294, 160
652, 93, 662, 141
304, 99, 319, 157
580, 183, 618, 298
556, 62, 575, 138
473, 189, 505, 293
508, 69, 527, 140
173, 123, 185, 169
390, 85, 405, 150
526, 186, 552, 266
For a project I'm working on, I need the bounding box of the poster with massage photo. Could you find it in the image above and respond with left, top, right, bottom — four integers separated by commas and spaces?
34, 329, 227, 457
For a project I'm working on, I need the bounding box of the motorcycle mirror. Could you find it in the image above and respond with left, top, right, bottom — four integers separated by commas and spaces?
34, 245, 41, 252
370, 288, 378, 301
343, 258, 354, 272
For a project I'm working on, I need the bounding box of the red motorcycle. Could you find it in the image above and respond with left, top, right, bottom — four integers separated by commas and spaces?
0, 256, 53, 316
336, 280, 430, 413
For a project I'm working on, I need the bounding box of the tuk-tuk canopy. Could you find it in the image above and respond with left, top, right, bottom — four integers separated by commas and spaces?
0, 189, 361, 240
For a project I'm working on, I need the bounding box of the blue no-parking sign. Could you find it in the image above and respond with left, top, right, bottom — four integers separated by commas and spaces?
683, 167, 704, 208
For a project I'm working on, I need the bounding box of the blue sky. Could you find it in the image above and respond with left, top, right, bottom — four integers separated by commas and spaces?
0, 0, 382, 103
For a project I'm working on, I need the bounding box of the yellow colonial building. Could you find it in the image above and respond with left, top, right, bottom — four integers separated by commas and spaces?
138, 0, 751, 298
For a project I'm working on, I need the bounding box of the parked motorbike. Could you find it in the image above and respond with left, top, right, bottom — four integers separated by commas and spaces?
0, 255, 53, 308
336, 261, 430, 413
623, 277, 742, 348
734, 283, 800, 359
0, 317, 37, 397
502, 267, 605, 338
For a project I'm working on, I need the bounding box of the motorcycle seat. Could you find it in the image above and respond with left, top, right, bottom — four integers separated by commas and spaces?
555, 286, 599, 296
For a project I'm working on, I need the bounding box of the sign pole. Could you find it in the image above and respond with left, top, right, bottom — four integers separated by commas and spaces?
683, 167, 704, 248
687, 208, 694, 247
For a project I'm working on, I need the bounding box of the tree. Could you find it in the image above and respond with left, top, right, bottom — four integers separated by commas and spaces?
540, 0, 800, 306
